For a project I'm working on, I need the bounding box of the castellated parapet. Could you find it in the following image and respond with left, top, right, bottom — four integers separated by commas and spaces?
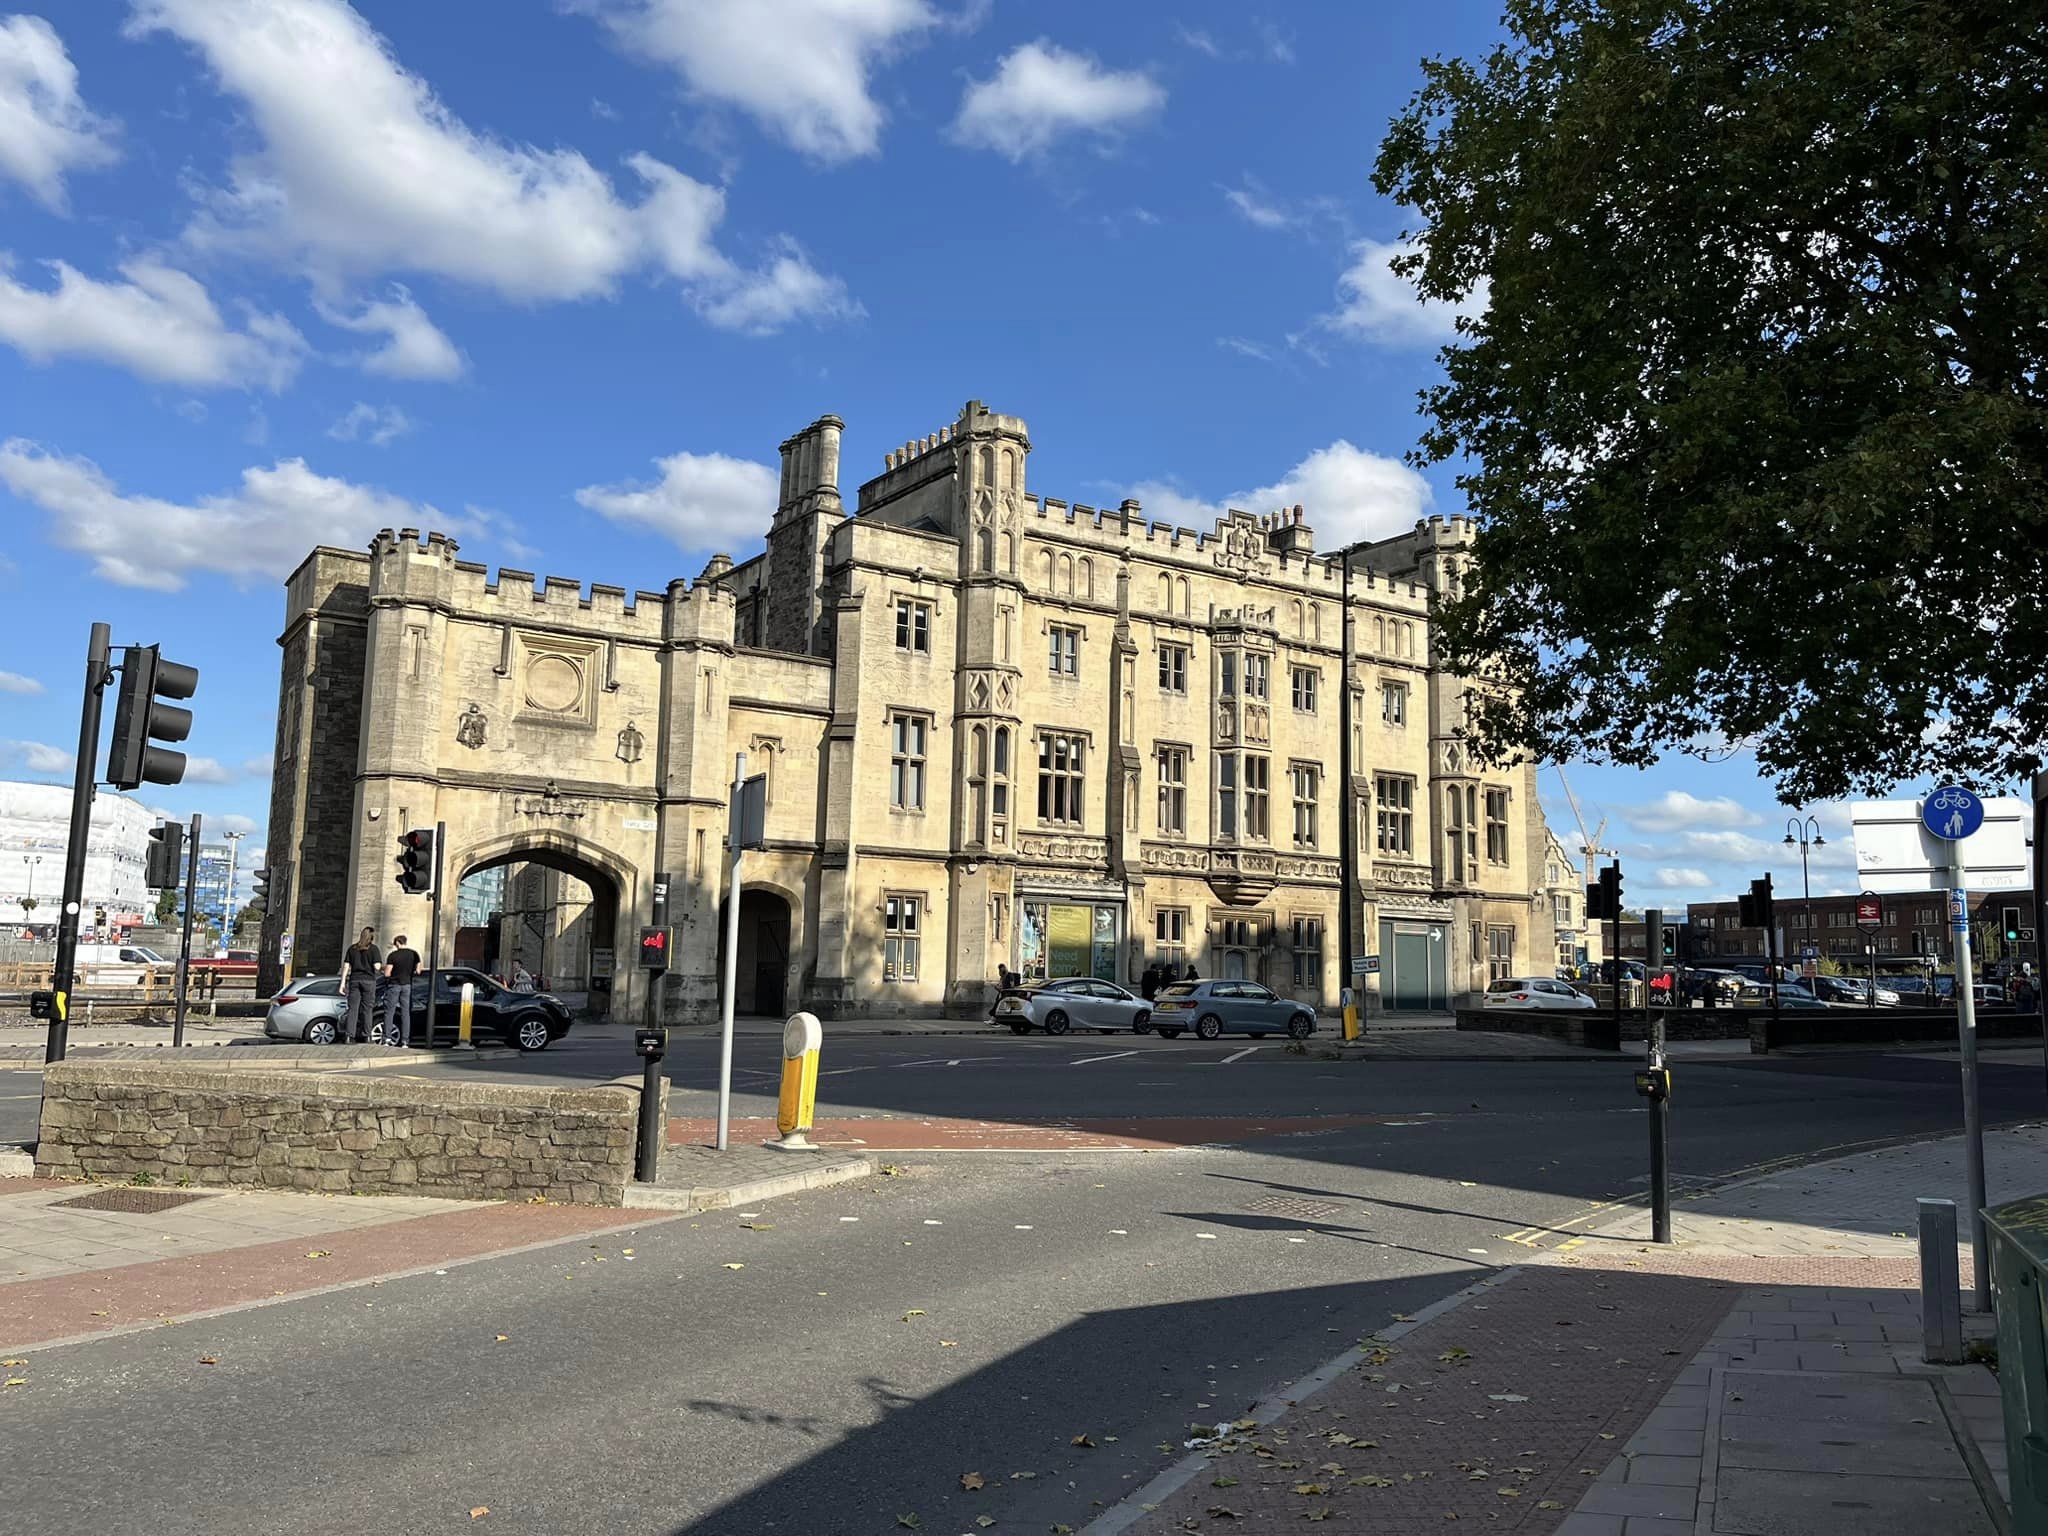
267, 400, 1545, 1032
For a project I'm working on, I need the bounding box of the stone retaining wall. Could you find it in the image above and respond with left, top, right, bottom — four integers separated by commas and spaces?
34, 1062, 654, 1205
1453, 1008, 1621, 1050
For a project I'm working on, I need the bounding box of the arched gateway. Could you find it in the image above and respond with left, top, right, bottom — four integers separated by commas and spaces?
257, 401, 1549, 1020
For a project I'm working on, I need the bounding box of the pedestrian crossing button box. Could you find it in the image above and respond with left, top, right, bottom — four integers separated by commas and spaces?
1633, 1067, 1670, 1101
29, 990, 54, 1020
634, 1027, 668, 1061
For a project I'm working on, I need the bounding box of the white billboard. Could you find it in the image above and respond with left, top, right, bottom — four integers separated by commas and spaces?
1849, 797, 2032, 893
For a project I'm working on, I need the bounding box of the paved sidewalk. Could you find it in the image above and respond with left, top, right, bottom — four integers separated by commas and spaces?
1107, 1126, 2039, 1535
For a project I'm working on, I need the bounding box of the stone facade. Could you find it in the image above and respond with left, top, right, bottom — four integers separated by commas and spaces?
35, 1062, 644, 1205
264, 398, 1555, 1017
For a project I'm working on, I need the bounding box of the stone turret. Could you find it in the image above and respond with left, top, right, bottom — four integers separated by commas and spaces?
763, 414, 848, 656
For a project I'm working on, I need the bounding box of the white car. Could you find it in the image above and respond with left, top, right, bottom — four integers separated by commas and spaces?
1485, 976, 1597, 1011
995, 977, 1153, 1035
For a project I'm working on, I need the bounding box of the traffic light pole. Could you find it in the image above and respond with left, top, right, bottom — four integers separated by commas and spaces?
716, 752, 748, 1152
172, 813, 201, 1049
421, 820, 445, 1049
2035, 771, 2047, 1099
47, 623, 112, 1065
1953, 885, 1990, 1311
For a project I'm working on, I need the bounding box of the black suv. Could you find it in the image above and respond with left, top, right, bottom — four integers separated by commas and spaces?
403, 967, 575, 1051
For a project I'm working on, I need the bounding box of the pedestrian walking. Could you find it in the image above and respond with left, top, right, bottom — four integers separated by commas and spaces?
382, 934, 422, 1048
340, 926, 379, 1043
1140, 964, 1160, 1002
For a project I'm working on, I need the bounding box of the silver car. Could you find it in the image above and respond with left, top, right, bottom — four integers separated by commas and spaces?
1150, 979, 1318, 1040
264, 974, 352, 1042
1485, 976, 1597, 1011
995, 978, 1153, 1035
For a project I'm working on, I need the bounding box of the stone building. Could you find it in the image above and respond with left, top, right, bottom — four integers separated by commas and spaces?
261, 399, 1552, 1019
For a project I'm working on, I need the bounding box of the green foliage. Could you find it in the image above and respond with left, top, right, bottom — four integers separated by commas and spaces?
1373, 0, 2047, 800
153, 887, 179, 926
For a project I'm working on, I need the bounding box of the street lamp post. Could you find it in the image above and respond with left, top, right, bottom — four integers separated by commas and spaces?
21, 854, 42, 910
1783, 815, 1825, 977
1335, 538, 1379, 1038
221, 830, 246, 945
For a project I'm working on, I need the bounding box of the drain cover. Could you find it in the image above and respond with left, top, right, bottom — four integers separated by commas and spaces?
53, 1188, 216, 1214
1245, 1195, 1345, 1221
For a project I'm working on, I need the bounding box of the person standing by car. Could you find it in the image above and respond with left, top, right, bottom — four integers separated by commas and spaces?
382, 935, 422, 1048
340, 927, 379, 1043
1140, 963, 1160, 1002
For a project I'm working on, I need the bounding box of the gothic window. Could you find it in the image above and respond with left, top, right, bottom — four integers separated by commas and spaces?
1049, 624, 1081, 676
1156, 746, 1187, 835
1176, 576, 1190, 616
889, 713, 928, 811
1158, 643, 1188, 693
1290, 666, 1317, 712
979, 445, 995, 487
1244, 653, 1269, 701
1381, 680, 1407, 725
1485, 786, 1511, 864
1040, 549, 1055, 589
1291, 917, 1323, 989
976, 527, 994, 572
1037, 733, 1085, 824
1244, 754, 1270, 840
1216, 752, 1238, 839
1079, 556, 1094, 601
992, 726, 1012, 843
884, 895, 921, 982
969, 726, 988, 844
1003, 532, 1017, 573
1291, 764, 1319, 849
894, 597, 931, 653
1059, 552, 1074, 596
1159, 572, 1172, 611
1375, 774, 1415, 856
1001, 445, 1017, 490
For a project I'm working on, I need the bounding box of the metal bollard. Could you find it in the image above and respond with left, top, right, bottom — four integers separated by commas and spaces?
767, 1011, 823, 1152
1920, 1197, 1965, 1363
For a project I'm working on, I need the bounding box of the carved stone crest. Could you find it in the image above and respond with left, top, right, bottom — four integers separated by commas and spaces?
1212, 516, 1270, 577
456, 702, 488, 750
616, 720, 644, 765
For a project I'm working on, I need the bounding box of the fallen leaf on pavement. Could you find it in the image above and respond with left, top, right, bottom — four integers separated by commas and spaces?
961, 1473, 985, 1491
1487, 1394, 1527, 1403
1212, 1476, 1239, 1488
494, 1334, 509, 1343
940, 1340, 959, 1348
306, 1250, 332, 1259
904, 1310, 927, 1321
1350, 1476, 1394, 1488
469, 1509, 488, 1521
1196, 1233, 1218, 1240
3, 1378, 25, 1388
1537, 1501, 1564, 1510
722, 1263, 744, 1271
197, 1357, 218, 1366
1204, 1508, 1241, 1520
1303, 1510, 1332, 1522
1497, 1487, 1521, 1498
1458, 1181, 1477, 1187
1071, 1434, 1096, 1448
1391, 1313, 1414, 1322
976, 1519, 995, 1530
1291, 1483, 1327, 1496
739, 1223, 772, 1231
0, 1359, 24, 1367
896, 1514, 921, 1529
1438, 1346, 1470, 1362
1051, 1526, 1073, 1534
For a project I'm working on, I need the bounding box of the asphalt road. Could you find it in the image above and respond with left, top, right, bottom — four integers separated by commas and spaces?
7, 1038, 2048, 1533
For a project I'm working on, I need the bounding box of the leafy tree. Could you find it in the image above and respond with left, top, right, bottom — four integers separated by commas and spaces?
1373, 0, 2045, 800
154, 887, 179, 926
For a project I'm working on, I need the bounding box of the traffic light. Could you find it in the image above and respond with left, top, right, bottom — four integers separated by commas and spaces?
638, 926, 671, 970
249, 867, 270, 908
1661, 923, 1679, 960
2005, 906, 2023, 943
106, 645, 198, 790
395, 828, 436, 894
144, 820, 185, 889
1738, 875, 1775, 930
1586, 860, 1623, 920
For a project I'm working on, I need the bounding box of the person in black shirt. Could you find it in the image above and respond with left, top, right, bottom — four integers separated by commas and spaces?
340, 927, 379, 1043
382, 936, 422, 1048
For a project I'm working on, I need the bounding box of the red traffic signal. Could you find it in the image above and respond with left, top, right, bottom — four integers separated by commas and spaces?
395, 828, 436, 894
638, 926, 671, 971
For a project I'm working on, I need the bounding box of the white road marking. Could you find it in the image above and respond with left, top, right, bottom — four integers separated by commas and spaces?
1071, 1050, 1138, 1066
946, 1059, 963, 1067
1217, 1046, 1260, 1065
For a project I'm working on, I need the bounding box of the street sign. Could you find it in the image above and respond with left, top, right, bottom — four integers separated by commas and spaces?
1357, 955, 1381, 974
1923, 786, 1985, 842
1855, 892, 1883, 929
2023, 928, 2039, 944
1950, 887, 1971, 934
1800, 944, 1820, 960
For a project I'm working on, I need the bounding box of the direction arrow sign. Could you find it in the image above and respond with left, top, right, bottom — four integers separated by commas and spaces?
1923, 785, 1985, 842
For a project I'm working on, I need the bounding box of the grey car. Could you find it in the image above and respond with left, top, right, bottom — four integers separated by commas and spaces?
264, 975, 352, 1042
1149, 979, 1317, 1040
994, 978, 1152, 1035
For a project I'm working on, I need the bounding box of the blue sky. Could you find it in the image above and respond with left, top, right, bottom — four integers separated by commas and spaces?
0, 0, 1870, 908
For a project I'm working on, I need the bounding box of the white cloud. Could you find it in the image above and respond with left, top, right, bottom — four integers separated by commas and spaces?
0, 15, 118, 211
1257, 20, 1296, 64
0, 669, 43, 695
1623, 790, 1763, 834
1175, 25, 1222, 58
327, 402, 413, 447
317, 285, 464, 380
1124, 440, 1432, 550
589, 0, 939, 162
1217, 336, 1275, 362
0, 437, 451, 591
242, 753, 274, 778
129, 0, 854, 330
1322, 235, 1488, 348
0, 254, 307, 389
1222, 177, 1290, 230
575, 449, 778, 553
216, 813, 261, 837
1653, 867, 1715, 889
182, 756, 233, 785
3, 739, 74, 775
952, 40, 1165, 161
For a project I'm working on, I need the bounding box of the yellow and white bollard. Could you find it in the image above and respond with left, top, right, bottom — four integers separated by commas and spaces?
1342, 985, 1361, 1042
455, 981, 476, 1050
768, 1010, 823, 1152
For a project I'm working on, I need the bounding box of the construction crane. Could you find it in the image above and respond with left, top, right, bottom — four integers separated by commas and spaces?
1552, 765, 1611, 864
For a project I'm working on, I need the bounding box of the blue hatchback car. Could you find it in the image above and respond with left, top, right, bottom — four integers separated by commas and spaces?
1149, 979, 1317, 1040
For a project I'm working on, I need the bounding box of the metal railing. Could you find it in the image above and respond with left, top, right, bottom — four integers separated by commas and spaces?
1986, 1195, 2048, 1531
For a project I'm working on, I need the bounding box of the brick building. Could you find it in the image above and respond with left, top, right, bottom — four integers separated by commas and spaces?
1686, 889, 2036, 970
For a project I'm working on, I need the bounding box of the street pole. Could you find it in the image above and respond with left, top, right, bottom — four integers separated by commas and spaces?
172, 813, 201, 1049
1607, 859, 1622, 1037
1953, 878, 1990, 1311
48, 622, 112, 1064
2033, 770, 2047, 1096
221, 828, 245, 946
1337, 555, 1357, 1037
1644, 907, 1670, 1242
716, 752, 747, 1151
421, 819, 445, 1049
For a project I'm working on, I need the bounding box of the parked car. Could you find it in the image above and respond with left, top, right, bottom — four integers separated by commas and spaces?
264, 966, 573, 1051
1809, 975, 1902, 1007
1150, 979, 1317, 1040
1484, 976, 1597, 1011
265, 974, 349, 1041
994, 977, 1151, 1035
1678, 969, 1746, 1006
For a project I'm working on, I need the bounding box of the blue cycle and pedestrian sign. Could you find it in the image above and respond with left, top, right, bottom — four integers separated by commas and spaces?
1922, 785, 1984, 842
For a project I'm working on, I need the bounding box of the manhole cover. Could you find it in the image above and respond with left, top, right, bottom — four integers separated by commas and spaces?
53, 1188, 216, 1214
1245, 1195, 1345, 1221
